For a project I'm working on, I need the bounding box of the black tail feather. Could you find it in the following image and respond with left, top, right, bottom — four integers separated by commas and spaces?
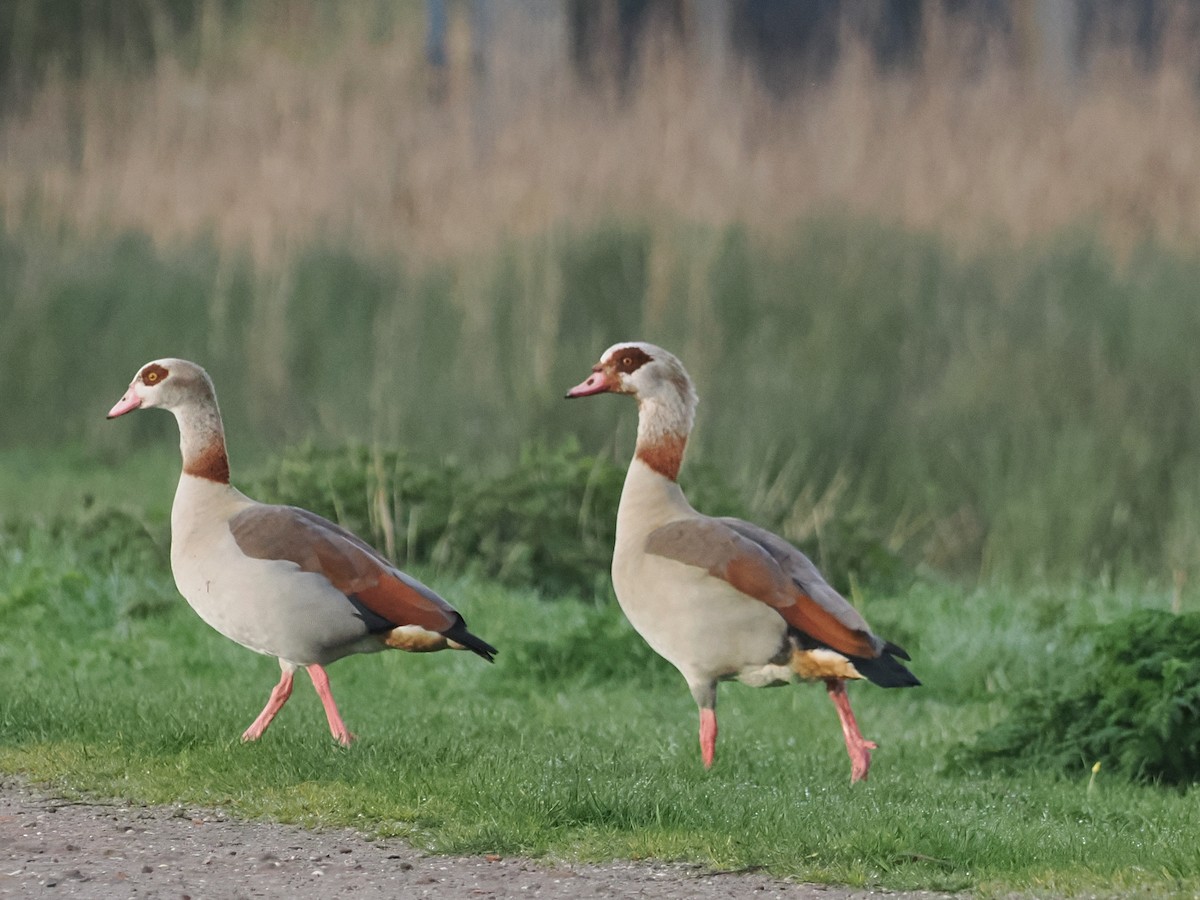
853, 648, 920, 688
445, 619, 498, 663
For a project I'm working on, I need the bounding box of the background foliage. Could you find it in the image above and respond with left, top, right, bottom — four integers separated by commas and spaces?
970, 609, 1200, 786
6, 218, 1200, 587
243, 439, 908, 599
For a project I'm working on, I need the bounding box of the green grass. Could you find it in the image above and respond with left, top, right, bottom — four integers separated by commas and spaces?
1, 498, 1197, 896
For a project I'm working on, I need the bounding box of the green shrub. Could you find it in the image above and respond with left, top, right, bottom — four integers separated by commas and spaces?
969, 609, 1200, 785
0, 508, 176, 632
73, 507, 169, 573
0, 508, 167, 574
245, 440, 908, 601
246, 440, 627, 601
498, 603, 676, 687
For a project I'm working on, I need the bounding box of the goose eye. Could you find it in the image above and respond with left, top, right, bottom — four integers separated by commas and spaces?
612, 348, 649, 374
140, 363, 169, 386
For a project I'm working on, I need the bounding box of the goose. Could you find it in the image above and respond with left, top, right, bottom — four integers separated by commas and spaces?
107, 358, 496, 745
566, 342, 918, 781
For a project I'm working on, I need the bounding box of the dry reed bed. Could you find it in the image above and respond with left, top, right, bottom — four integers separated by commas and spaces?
3, 13, 1200, 265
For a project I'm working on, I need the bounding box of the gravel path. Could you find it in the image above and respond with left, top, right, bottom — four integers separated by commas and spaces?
0, 778, 958, 899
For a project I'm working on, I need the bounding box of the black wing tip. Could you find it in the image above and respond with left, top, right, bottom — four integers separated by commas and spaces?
447, 623, 499, 663
471, 641, 499, 664
890, 670, 922, 688
855, 649, 920, 689
462, 636, 499, 663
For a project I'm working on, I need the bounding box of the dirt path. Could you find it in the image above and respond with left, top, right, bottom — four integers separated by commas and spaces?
0, 778, 958, 899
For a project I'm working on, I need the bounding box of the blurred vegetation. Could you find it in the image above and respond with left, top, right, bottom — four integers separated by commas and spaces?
969, 609, 1200, 786
241, 439, 906, 600
1, 0, 240, 104
247, 440, 624, 601
6, 212, 1200, 588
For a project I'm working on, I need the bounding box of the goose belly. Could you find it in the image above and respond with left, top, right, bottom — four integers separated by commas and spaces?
612, 551, 788, 683
170, 530, 374, 665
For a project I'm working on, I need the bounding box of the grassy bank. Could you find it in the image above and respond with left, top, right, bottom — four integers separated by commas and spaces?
0, 509, 1195, 897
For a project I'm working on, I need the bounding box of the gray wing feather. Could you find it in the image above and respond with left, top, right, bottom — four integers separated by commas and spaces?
716, 517, 874, 635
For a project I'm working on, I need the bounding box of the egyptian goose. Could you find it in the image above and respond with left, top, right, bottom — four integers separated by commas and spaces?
566, 343, 918, 781
107, 359, 497, 745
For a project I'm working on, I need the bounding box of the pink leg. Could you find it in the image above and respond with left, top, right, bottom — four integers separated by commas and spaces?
699, 707, 718, 769
307, 664, 354, 747
825, 678, 877, 783
242, 666, 295, 742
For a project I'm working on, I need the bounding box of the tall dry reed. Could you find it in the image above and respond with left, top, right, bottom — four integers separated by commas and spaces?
3, 5, 1200, 265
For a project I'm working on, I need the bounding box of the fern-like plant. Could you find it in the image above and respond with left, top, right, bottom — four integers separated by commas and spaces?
970, 609, 1200, 785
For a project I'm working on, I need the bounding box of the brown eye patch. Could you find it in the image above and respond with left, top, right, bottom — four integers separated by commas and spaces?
612, 346, 652, 374
140, 363, 169, 386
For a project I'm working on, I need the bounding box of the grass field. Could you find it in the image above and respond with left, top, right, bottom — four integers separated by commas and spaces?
0, 455, 1196, 897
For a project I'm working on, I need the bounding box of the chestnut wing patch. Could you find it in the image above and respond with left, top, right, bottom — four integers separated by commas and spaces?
229, 505, 458, 633
716, 518, 877, 631
644, 517, 881, 660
